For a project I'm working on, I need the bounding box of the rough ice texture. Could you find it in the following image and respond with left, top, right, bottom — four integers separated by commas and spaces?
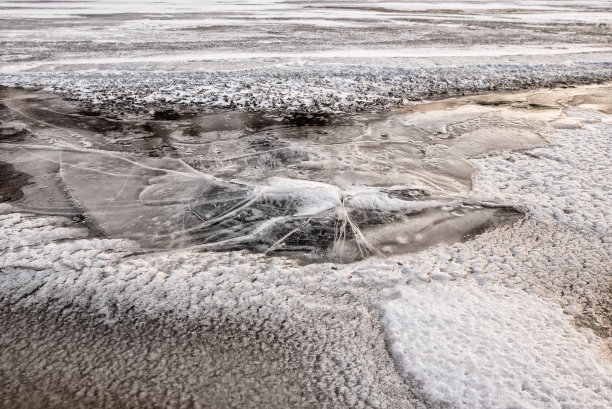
390, 109, 612, 338
0, 204, 431, 408
471, 109, 611, 238
1, 1, 612, 407
2, 62, 612, 114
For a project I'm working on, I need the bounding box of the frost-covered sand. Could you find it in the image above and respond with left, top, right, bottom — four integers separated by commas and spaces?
1, 1, 612, 409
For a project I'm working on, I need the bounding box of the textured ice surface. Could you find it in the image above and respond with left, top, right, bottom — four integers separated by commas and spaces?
1, 1, 612, 407
5, 86, 567, 261
4, 63, 612, 114
1, 88, 611, 407
0, 204, 436, 409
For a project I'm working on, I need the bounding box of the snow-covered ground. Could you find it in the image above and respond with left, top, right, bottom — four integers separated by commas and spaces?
4, 63, 612, 113
380, 103, 612, 408
385, 283, 611, 409
1, 1, 611, 408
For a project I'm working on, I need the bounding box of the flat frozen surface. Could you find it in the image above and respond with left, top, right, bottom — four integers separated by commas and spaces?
3, 1, 610, 71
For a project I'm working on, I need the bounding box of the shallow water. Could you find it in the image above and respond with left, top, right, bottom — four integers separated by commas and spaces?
2, 85, 607, 262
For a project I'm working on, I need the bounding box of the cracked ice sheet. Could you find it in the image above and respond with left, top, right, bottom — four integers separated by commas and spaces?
380, 104, 612, 408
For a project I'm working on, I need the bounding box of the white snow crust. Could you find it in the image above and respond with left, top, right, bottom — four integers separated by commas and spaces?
1, 1, 612, 406
4, 63, 612, 114
384, 282, 612, 409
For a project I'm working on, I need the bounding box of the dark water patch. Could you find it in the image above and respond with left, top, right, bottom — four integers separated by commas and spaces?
153, 109, 181, 120
462, 205, 522, 240
0, 161, 31, 202
177, 191, 523, 264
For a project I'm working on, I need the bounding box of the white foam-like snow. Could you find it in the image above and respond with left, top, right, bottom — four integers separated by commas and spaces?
260, 177, 342, 216
470, 108, 611, 237
384, 282, 612, 409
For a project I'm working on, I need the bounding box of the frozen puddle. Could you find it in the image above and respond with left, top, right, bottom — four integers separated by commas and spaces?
1, 85, 607, 262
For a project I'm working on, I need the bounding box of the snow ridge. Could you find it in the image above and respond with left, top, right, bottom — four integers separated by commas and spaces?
3, 62, 612, 113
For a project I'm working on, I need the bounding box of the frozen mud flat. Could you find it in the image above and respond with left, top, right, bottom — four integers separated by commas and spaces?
1, 1, 612, 408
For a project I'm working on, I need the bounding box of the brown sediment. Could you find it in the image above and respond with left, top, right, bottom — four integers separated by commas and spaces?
574, 281, 612, 354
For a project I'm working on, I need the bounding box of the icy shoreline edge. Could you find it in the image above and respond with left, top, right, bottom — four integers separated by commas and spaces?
3, 62, 612, 114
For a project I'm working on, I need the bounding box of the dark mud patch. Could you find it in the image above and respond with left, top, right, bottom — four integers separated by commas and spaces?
153, 109, 181, 120
0, 161, 31, 202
